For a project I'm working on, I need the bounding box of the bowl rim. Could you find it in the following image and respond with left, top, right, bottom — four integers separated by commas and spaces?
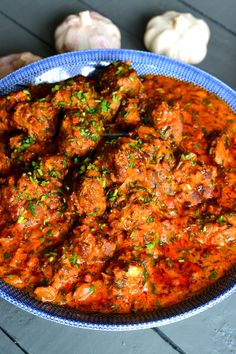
0, 49, 235, 330
0, 49, 235, 109
1, 274, 236, 331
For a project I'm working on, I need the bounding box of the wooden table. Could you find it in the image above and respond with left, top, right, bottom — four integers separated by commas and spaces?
0, 1, 235, 353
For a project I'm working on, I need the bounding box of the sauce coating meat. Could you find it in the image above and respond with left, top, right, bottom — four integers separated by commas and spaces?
0, 61, 235, 313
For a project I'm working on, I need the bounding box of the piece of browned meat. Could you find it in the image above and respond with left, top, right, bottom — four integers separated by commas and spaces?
12, 101, 58, 141
58, 110, 104, 157
51, 75, 98, 113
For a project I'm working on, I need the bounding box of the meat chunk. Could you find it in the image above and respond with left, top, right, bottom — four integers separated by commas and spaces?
12, 101, 58, 141
96, 133, 174, 187
0, 90, 31, 135
0, 169, 70, 286
34, 223, 116, 304
59, 111, 104, 157
173, 153, 217, 208
1, 174, 64, 225
179, 124, 209, 163
0, 153, 70, 235
109, 149, 217, 220
71, 224, 116, 265
116, 98, 141, 129
51, 76, 98, 112
9, 134, 54, 165
0, 108, 12, 135
104, 251, 150, 312
213, 120, 236, 168
148, 101, 183, 144
193, 217, 236, 247
94, 137, 145, 186
0, 143, 11, 175
96, 61, 142, 122
217, 171, 236, 209
69, 173, 106, 217
97, 61, 142, 98
35, 154, 70, 183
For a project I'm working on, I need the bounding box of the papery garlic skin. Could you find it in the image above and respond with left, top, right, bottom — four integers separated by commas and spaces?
55, 11, 121, 52
144, 11, 210, 64
0, 52, 41, 79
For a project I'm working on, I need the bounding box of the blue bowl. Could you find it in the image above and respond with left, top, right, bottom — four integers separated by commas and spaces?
0, 49, 235, 330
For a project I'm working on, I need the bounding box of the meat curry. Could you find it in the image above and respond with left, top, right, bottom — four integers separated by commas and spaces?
0, 61, 235, 313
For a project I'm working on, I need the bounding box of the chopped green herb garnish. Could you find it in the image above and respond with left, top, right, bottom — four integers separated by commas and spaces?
28, 204, 37, 217
146, 243, 155, 250
89, 285, 95, 293
3, 252, 9, 260
217, 215, 227, 224
51, 84, 62, 93
208, 270, 218, 280
46, 229, 53, 236
147, 217, 154, 223
17, 215, 27, 224
70, 254, 77, 265
99, 99, 110, 113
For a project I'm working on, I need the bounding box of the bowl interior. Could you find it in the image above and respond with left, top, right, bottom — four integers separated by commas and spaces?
0, 49, 235, 330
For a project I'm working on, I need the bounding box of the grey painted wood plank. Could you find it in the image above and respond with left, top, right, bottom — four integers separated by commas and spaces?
0, 13, 54, 57
179, 0, 236, 32
0, 0, 144, 52
0, 0, 83, 52
0, 330, 25, 354
0, 298, 177, 354
79, 0, 236, 38
198, 24, 236, 89
161, 293, 236, 354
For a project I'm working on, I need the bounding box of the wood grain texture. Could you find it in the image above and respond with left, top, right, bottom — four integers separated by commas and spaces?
0, 329, 26, 354
177, 0, 236, 33
161, 294, 236, 354
0, 12, 53, 57
0, 298, 176, 354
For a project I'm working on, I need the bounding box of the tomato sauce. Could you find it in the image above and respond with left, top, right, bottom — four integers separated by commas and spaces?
0, 61, 235, 313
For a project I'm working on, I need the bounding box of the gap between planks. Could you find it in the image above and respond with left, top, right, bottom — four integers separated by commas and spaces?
176, 0, 236, 36
152, 328, 187, 354
0, 326, 30, 354
0, 9, 54, 49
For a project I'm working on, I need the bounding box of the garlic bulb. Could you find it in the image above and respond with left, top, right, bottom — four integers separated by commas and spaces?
55, 10, 121, 52
0, 52, 41, 79
144, 11, 210, 64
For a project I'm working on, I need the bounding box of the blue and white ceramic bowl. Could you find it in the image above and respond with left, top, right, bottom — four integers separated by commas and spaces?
0, 49, 235, 330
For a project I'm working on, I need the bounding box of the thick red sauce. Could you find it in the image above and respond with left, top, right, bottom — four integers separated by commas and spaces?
0, 61, 235, 313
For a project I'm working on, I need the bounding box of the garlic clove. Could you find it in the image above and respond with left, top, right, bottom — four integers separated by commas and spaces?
55, 10, 121, 53
0, 52, 41, 79
79, 10, 93, 26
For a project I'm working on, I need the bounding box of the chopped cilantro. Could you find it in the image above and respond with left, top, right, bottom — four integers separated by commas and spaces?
51, 84, 62, 93
17, 215, 27, 224
3, 252, 9, 259
28, 204, 37, 217
208, 270, 218, 280
70, 254, 77, 265
89, 285, 95, 294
